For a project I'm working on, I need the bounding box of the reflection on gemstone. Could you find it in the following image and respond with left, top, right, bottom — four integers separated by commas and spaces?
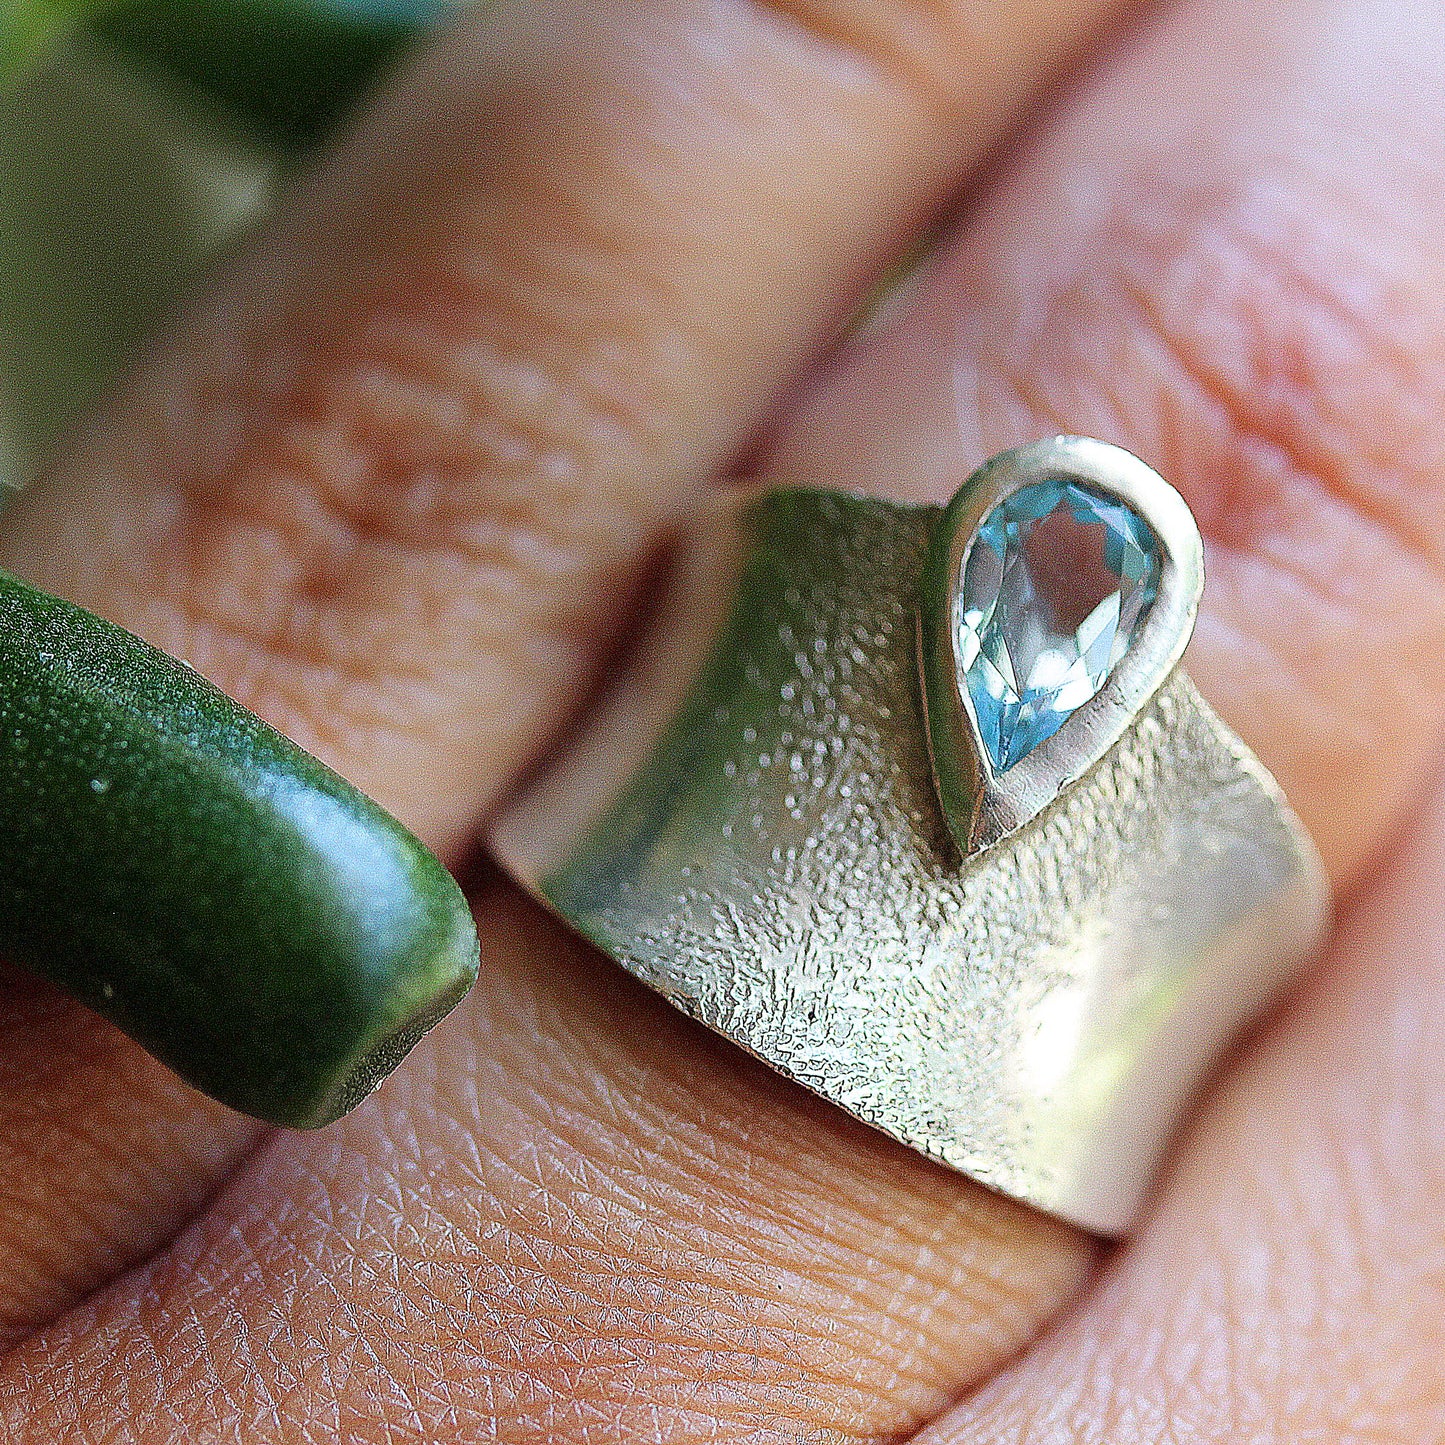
955, 479, 1160, 772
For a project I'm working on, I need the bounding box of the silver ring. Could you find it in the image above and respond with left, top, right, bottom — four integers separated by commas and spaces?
490, 437, 1329, 1236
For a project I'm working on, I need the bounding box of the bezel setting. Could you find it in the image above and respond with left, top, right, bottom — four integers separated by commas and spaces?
919, 436, 1205, 855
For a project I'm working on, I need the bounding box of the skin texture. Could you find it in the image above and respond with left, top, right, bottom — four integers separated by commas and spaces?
0, 0, 1442, 1439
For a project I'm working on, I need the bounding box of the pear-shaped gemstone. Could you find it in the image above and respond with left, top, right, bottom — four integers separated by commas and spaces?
955, 479, 1160, 773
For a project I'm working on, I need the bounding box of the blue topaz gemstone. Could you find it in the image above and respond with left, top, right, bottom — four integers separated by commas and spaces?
954, 479, 1161, 773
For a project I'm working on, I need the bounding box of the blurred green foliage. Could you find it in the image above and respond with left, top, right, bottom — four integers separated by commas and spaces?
1, 0, 107, 84
0, 0, 446, 493
93, 0, 442, 147
0, 37, 276, 485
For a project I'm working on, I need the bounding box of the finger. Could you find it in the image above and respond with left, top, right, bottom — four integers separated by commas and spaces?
7, 0, 1441, 1436
0, 0, 1121, 1350
912, 770, 1445, 1442
763, 0, 1445, 890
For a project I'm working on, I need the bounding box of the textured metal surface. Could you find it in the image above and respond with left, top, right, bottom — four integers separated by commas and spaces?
490, 486, 1329, 1235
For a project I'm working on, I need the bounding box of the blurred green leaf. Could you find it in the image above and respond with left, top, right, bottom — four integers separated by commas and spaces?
2, 0, 110, 83
0, 0, 450, 498
93, 0, 446, 147
0, 36, 276, 488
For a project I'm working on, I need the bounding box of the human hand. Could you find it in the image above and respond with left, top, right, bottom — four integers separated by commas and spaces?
0, 0, 1442, 1438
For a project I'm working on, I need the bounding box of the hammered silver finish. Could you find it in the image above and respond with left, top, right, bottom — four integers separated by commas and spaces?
490, 485, 1329, 1236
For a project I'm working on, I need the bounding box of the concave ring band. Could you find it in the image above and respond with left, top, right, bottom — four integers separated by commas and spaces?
490, 437, 1329, 1237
